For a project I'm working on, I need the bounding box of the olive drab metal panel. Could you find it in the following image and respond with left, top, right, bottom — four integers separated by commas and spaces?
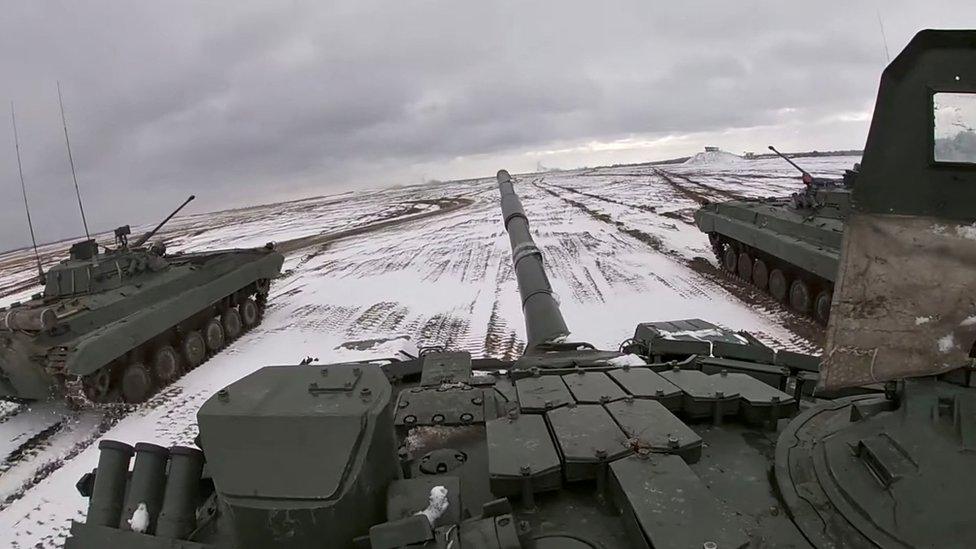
823, 30, 976, 389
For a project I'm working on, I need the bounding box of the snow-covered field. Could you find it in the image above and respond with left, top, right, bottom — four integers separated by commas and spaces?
0, 154, 857, 547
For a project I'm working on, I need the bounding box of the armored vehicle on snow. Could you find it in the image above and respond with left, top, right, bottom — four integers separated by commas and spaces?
65, 30, 976, 548
694, 144, 857, 324
0, 196, 284, 403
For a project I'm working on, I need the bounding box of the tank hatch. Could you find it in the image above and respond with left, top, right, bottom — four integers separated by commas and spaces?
776, 378, 976, 547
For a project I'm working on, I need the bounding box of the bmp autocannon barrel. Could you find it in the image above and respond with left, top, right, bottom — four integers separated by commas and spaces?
497, 170, 570, 350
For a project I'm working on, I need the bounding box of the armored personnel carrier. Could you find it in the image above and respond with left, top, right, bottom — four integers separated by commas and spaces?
64, 30, 976, 548
694, 144, 857, 324
0, 196, 284, 403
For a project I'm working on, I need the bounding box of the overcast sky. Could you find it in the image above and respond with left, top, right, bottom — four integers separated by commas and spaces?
2, 1, 975, 251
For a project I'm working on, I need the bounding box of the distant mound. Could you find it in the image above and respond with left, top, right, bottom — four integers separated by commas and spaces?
682, 149, 743, 167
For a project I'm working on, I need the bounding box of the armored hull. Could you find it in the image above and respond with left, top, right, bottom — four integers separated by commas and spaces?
695, 189, 848, 323
0, 243, 283, 403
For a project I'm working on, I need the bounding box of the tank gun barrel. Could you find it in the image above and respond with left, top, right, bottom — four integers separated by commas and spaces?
132, 195, 195, 248
497, 170, 570, 351
768, 145, 812, 179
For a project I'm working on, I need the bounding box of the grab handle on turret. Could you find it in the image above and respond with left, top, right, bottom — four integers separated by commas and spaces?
132, 195, 195, 248
497, 170, 570, 352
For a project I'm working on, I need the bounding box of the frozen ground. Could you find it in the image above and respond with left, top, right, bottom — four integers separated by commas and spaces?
0, 154, 857, 547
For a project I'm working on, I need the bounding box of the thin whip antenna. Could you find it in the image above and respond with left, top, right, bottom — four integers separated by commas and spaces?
876, 9, 891, 64
10, 102, 45, 283
57, 81, 91, 242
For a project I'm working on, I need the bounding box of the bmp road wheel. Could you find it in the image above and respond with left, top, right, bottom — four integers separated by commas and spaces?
789, 279, 812, 314
814, 290, 832, 325
181, 331, 207, 369
204, 318, 226, 352
240, 298, 259, 327
121, 362, 155, 403
152, 345, 182, 384
722, 245, 738, 272
82, 369, 112, 403
752, 259, 769, 290
769, 269, 788, 302
222, 309, 243, 340
737, 252, 753, 280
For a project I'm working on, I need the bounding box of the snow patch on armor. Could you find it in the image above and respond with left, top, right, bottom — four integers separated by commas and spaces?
128, 502, 149, 533
416, 485, 449, 524
938, 334, 956, 353
605, 354, 647, 366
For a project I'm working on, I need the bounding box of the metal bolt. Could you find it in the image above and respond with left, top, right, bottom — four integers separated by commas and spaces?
625, 395, 634, 404
520, 465, 532, 476
320, 368, 329, 376
360, 388, 372, 401
715, 391, 724, 399
595, 449, 608, 461
217, 389, 229, 402
668, 434, 680, 449
672, 363, 680, 372
471, 396, 483, 405
498, 517, 510, 527
432, 414, 445, 424
655, 389, 664, 397
460, 412, 473, 423
599, 395, 610, 403
507, 408, 519, 421
720, 369, 728, 377
398, 400, 409, 408
703, 542, 718, 549
404, 415, 417, 424
544, 400, 553, 409
769, 506, 779, 516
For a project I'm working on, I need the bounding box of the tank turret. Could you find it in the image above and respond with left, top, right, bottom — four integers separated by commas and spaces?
63, 29, 976, 549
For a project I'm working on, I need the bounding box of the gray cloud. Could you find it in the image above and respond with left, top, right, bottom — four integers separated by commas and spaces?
2, 0, 975, 250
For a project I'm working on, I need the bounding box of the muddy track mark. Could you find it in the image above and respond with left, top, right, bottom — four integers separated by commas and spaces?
655, 168, 743, 201
533, 182, 667, 254
686, 256, 824, 348
0, 407, 125, 513
276, 197, 473, 256
547, 183, 659, 215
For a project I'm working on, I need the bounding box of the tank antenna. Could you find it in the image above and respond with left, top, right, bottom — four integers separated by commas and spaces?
10, 102, 45, 284
876, 9, 891, 64
57, 81, 91, 243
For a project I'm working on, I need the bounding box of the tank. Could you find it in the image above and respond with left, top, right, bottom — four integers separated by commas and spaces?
0, 196, 285, 403
62, 30, 976, 548
694, 144, 858, 324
